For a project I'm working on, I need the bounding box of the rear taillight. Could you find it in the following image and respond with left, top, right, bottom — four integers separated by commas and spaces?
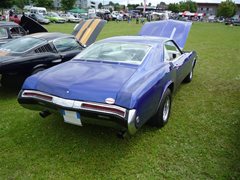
22, 91, 53, 102
81, 103, 126, 117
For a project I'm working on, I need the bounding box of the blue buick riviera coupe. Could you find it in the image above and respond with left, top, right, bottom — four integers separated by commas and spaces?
18, 20, 197, 137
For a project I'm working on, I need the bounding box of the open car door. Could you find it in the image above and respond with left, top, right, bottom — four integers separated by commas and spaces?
72, 19, 106, 47
20, 15, 48, 34
138, 20, 192, 49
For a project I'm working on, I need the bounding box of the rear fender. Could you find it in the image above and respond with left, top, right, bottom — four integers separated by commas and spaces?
32, 64, 48, 71
154, 80, 174, 115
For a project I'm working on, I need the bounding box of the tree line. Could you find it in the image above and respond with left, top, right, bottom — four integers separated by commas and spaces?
0, 0, 238, 18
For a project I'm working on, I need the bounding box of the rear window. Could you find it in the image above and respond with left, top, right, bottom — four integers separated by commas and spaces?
0, 37, 46, 53
75, 42, 151, 65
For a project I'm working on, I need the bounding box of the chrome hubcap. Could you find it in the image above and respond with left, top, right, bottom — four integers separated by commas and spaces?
163, 97, 170, 122
189, 70, 193, 79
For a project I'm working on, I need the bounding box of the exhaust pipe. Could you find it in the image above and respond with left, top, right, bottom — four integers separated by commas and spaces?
117, 131, 128, 139
39, 110, 51, 118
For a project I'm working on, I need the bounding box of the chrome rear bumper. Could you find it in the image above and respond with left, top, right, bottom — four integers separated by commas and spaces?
18, 90, 138, 135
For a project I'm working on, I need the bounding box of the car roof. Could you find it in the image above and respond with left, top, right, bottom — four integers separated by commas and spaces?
0, 21, 20, 27
98, 36, 169, 46
26, 32, 74, 41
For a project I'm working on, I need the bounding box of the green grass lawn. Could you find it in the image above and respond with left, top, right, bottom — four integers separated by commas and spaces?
0, 21, 239, 179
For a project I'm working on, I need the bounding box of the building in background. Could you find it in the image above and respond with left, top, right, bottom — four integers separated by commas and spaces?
196, 2, 240, 15
53, 0, 89, 10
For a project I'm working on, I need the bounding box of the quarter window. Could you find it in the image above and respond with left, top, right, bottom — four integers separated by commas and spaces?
9, 27, 25, 37
164, 41, 182, 61
53, 38, 81, 52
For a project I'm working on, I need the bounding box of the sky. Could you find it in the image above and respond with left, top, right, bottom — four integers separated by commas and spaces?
97, 0, 240, 6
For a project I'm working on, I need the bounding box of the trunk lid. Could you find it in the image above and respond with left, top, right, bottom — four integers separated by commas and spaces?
31, 61, 137, 103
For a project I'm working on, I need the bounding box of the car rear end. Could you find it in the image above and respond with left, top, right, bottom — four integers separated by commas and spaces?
18, 90, 137, 135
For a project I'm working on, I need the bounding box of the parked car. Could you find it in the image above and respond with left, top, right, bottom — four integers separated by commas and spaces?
29, 13, 50, 24
0, 21, 26, 46
0, 15, 47, 46
232, 19, 240, 26
45, 12, 65, 23
225, 15, 240, 25
0, 19, 106, 85
60, 14, 80, 23
18, 20, 197, 137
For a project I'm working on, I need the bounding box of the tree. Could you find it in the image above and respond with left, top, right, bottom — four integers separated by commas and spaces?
109, 1, 114, 6
148, 3, 152, 6
61, 0, 76, 11
114, 3, 121, 11
0, 0, 14, 9
14, 0, 29, 10
98, 2, 103, 9
217, 0, 237, 18
31, 0, 53, 9
157, 2, 167, 10
178, 1, 197, 12
168, 3, 179, 13
127, 4, 139, 10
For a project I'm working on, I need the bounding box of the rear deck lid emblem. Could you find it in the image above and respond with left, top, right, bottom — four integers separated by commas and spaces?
105, 98, 115, 104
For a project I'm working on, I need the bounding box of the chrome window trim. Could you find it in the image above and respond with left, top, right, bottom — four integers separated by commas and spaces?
21, 90, 127, 118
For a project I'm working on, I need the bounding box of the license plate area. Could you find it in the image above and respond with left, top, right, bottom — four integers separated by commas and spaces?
61, 110, 82, 126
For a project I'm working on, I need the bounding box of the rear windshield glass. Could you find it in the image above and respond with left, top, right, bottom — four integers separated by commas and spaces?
0, 37, 46, 53
75, 42, 151, 65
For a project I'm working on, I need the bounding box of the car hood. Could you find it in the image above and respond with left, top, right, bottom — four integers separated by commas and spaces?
138, 19, 192, 49
23, 61, 138, 104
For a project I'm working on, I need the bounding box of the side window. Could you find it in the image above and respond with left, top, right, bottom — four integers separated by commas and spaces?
164, 41, 182, 61
53, 38, 81, 52
9, 27, 25, 37
0, 27, 8, 39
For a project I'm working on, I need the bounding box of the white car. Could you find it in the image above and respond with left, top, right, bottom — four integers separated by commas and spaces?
60, 14, 80, 23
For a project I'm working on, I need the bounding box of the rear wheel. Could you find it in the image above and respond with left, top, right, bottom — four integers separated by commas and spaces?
184, 59, 196, 83
150, 89, 172, 128
183, 68, 193, 83
31, 67, 45, 75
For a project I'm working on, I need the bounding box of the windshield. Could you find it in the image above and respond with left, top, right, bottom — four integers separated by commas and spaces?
75, 42, 151, 65
0, 37, 46, 53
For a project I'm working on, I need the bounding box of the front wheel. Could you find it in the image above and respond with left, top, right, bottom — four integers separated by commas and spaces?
150, 89, 172, 128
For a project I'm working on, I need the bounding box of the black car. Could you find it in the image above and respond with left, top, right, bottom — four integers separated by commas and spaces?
29, 13, 50, 24
0, 33, 83, 84
0, 15, 47, 46
0, 21, 27, 46
225, 17, 240, 26
0, 19, 106, 86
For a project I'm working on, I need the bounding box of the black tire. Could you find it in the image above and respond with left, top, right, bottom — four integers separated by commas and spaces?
31, 67, 45, 75
183, 68, 193, 83
150, 89, 172, 128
